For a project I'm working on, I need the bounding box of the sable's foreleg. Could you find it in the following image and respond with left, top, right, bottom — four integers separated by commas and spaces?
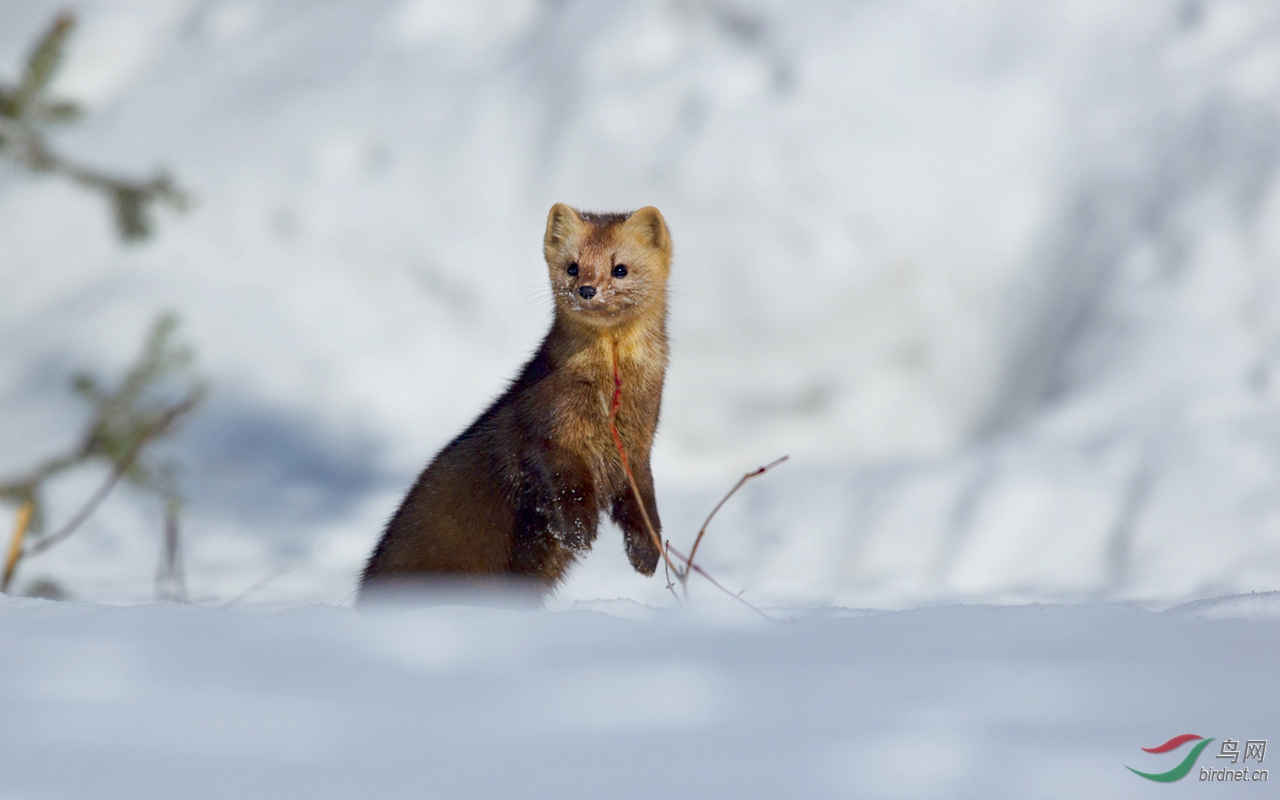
511, 448, 599, 575
610, 462, 662, 575
549, 455, 600, 551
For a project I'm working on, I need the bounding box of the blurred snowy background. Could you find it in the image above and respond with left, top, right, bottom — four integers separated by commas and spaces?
4, 0, 1280, 610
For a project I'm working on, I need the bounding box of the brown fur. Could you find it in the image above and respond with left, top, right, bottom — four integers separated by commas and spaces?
359, 204, 671, 596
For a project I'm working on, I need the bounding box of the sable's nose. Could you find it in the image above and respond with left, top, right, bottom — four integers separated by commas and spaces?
578, 286, 596, 300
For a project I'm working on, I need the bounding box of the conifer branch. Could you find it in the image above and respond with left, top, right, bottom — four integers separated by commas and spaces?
25, 389, 202, 557
0, 12, 187, 241
0, 314, 205, 596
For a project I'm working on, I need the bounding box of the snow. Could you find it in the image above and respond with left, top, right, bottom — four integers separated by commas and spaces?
1, 591, 1276, 799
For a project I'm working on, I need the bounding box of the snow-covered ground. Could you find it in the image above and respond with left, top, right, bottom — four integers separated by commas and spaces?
2, 0, 1280, 612
2, 591, 1277, 800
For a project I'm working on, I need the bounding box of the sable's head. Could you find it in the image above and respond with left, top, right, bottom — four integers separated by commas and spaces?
543, 203, 671, 327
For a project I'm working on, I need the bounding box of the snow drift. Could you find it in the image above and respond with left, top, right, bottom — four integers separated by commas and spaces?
1, 592, 1277, 800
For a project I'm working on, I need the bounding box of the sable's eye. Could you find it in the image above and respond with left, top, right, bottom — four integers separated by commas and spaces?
612, 264, 628, 278
567, 262, 579, 276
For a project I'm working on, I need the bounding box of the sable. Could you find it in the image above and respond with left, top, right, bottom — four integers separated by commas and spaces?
359, 204, 672, 597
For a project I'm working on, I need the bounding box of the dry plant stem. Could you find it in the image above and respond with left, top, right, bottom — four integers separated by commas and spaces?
221, 566, 289, 609
1, 502, 35, 593
607, 344, 683, 582
607, 343, 780, 620
661, 539, 681, 602
664, 541, 778, 622
156, 499, 187, 602
681, 455, 789, 598
26, 391, 201, 558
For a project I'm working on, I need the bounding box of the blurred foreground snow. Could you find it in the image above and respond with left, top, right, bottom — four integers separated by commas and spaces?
1, 0, 1280, 607
1, 592, 1277, 799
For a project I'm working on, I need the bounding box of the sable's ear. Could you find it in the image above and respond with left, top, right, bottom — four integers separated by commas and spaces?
544, 203, 583, 252
623, 206, 671, 255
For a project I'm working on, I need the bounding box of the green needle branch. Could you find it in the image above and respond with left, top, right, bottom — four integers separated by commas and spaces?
0, 11, 187, 241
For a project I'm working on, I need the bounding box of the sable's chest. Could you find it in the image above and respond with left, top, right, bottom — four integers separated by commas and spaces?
552, 353, 663, 451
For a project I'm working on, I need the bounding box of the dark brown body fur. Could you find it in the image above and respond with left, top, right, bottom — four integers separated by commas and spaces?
359, 205, 671, 596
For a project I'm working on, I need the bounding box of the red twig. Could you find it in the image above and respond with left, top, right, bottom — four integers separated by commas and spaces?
607, 348, 683, 581
607, 343, 784, 621
681, 455, 788, 598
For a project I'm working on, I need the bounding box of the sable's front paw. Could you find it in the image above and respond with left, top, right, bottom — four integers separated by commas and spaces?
562, 517, 590, 550
625, 532, 661, 576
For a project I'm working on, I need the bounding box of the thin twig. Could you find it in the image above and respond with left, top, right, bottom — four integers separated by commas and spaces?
664, 541, 777, 622
607, 344, 683, 581
606, 343, 781, 620
662, 539, 680, 603
26, 391, 201, 557
681, 455, 789, 598
155, 497, 187, 602
0, 450, 83, 497
220, 566, 289, 609
1, 501, 35, 593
